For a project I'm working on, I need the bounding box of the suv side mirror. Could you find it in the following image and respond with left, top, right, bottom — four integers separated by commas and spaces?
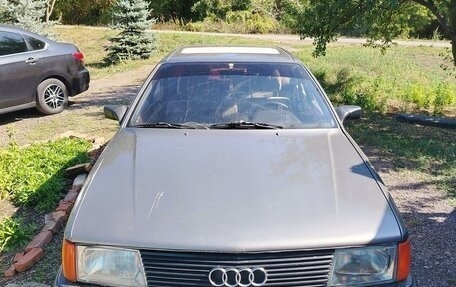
104, 105, 128, 123
335, 105, 362, 122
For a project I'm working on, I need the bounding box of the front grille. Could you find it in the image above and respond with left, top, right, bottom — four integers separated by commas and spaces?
140, 249, 334, 287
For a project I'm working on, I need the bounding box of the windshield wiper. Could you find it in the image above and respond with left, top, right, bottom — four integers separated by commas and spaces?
210, 121, 283, 130
133, 122, 197, 129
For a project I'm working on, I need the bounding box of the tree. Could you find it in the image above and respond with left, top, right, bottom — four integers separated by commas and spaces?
0, 0, 8, 21
104, 0, 156, 64
45, 0, 57, 22
54, 0, 114, 25
0, 0, 49, 34
232, 0, 251, 11
192, 0, 231, 20
149, 0, 198, 22
290, 0, 456, 65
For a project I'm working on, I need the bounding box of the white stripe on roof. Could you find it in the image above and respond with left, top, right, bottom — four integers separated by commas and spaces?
181, 47, 280, 55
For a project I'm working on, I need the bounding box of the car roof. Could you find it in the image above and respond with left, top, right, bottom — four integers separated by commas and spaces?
161, 46, 299, 63
0, 24, 51, 42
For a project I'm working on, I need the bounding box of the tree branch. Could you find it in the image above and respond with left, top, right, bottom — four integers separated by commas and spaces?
412, 0, 456, 36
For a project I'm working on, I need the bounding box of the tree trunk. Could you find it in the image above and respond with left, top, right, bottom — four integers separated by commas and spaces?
450, 0, 456, 65
452, 35, 456, 66
45, 0, 56, 23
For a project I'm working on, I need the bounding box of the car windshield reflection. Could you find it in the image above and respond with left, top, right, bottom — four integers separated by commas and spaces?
129, 63, 336, 129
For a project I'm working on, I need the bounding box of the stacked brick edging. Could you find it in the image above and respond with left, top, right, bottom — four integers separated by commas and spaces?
3, 180, 83, 277
3, 132, 106, 278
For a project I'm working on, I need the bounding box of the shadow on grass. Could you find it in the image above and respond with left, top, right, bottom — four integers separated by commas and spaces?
86, 61, 114, 69
0, 108, 44, 126
313, 68, 357, 100
345, 112, 456, 199
69, 84, 140, 110
86, 61, 110, 69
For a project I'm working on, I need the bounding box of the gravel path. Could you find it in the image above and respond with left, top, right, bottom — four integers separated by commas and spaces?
366, 150, 456, 287
1, 64, 454, 286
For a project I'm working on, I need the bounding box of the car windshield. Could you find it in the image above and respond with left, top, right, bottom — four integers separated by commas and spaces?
129, 62, 336, 129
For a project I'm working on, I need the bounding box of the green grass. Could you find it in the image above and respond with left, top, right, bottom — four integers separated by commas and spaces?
0, 138, 91, 212
294, 46, 456, 115
345, 113, 456, 202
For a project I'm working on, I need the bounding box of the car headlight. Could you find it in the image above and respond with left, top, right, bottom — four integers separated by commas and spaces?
62, 240, 147, 287
329, 245, 396, 286
76, 245, 147, 287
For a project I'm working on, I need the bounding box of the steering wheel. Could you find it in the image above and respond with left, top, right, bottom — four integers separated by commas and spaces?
262, 101, 289, 111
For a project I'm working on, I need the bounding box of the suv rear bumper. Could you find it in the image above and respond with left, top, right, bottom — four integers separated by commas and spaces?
69, 68, 90, 97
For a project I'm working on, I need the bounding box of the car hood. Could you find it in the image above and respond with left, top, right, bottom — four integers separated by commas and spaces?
67, 128, 401, 251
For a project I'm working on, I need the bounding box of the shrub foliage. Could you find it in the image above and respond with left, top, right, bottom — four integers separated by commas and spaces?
0, 0, 50, 34
0, 138, 91, 212
0, 217, 36, 252
104, 0, 157, 64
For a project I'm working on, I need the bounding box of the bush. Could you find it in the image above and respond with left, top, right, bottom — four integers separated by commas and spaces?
0, 138, 91, 212
184, 21, 206, 32
244, 13, 278, 34
0, 217, 36, 252
183, 10, 278, 34
433, 83, 456, 115
227, 10, 278, 33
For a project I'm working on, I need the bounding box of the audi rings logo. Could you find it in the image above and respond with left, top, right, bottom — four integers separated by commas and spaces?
208, 267, 268, 287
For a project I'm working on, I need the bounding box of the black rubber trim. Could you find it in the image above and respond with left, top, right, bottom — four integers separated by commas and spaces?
396, 114, 456, 130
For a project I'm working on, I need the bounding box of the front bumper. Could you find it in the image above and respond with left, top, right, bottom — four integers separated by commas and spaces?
54, 266, 416, 287
54, 267, 93, 287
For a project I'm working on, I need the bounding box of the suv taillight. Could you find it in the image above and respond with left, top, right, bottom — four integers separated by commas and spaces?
72, 51, 84, 62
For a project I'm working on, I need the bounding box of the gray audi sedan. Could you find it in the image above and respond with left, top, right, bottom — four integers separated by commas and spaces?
0, 25, 89, 115
55, 46, 415, 287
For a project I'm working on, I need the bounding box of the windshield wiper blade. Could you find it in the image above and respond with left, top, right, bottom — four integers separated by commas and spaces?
133, 122, 197, 129
210, 121, 283, 130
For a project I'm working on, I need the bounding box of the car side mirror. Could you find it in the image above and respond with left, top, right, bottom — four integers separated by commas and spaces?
335, 105, 362, 122
104, 105, 128, 123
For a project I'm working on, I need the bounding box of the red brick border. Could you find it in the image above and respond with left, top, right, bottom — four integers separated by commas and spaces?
3, 183, 83, 276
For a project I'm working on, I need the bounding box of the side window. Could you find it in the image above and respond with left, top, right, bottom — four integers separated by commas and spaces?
25, 36, 46, 50
0, 31, 27, 56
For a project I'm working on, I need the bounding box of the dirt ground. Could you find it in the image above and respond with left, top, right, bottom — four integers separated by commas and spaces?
0, 64, 455, 286
363, 148, 455, 287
